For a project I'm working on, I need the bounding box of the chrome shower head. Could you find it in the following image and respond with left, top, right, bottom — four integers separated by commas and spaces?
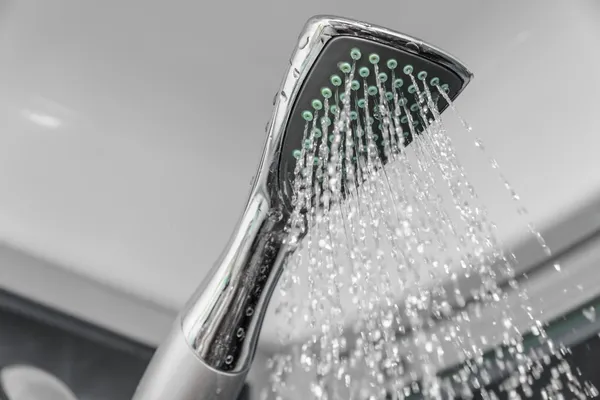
133, 15, 473, 400
278, 17, 472, 211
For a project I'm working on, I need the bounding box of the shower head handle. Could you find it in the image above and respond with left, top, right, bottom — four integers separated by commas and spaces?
132, 103, 294, 399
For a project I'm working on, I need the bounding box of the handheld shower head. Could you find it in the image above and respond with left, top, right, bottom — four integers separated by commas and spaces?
133, 15, 473, 400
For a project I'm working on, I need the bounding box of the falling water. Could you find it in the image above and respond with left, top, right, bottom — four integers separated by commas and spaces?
434, 87, 552, 258
263, 63, 596, 400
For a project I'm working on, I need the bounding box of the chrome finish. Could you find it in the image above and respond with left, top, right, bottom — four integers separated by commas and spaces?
180, 173, 290, 373
134, 15, 473, 400
133, 320, 247, 400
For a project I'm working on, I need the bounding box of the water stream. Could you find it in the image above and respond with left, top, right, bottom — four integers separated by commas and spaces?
264, 65, 596, 400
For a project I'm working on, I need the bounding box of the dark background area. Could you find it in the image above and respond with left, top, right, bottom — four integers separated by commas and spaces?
0, 288, 250, 399
470, 335, 600, 400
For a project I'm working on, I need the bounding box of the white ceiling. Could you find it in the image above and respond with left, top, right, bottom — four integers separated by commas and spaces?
0, 0, 599, 347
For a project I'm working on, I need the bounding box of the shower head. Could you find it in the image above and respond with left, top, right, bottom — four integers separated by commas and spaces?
133, 16, 473, 400
277, 17, 472, 211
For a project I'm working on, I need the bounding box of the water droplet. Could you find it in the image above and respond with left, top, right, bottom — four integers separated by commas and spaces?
586, 383, 599, 397
425, 341, 433, 353
583, 307, 596, 322
554, 263, 561, 272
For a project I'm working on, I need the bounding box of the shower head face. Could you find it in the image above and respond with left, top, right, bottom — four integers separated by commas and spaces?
273, 16, 473, 211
